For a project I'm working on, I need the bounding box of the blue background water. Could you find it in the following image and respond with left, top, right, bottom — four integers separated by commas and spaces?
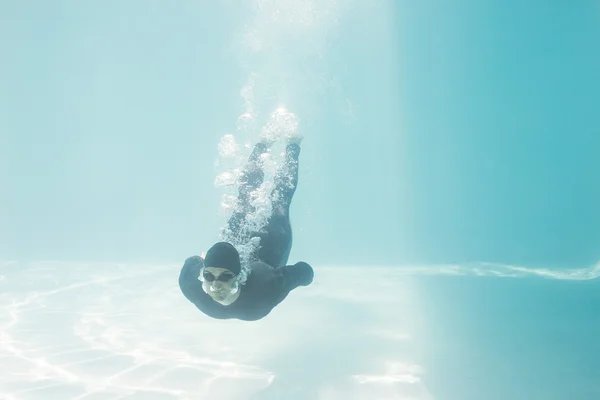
1, 0, 598, 267
1, 1, 599, 399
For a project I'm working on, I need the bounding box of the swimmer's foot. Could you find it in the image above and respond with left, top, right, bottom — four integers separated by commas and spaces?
258, 136, 276, 147
259, 131, 302, 146
259, 127, 278, 147
286, 133, 303, 146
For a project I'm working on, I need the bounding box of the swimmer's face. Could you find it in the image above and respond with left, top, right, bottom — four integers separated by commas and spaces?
201, 267, 237, 301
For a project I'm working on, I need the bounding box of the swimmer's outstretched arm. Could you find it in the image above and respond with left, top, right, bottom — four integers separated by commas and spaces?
278, 261, 314, 292
178, 256, 205, 304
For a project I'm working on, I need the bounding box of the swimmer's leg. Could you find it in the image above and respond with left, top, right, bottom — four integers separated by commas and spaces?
270, 143, 300, 216
226, 141, 270, 235
254, 142, 300, 266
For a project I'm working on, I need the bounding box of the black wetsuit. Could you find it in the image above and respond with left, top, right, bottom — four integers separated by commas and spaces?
178, 142, 314, 321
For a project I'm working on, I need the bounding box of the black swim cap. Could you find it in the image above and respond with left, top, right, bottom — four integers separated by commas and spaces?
204, 242, 241, 275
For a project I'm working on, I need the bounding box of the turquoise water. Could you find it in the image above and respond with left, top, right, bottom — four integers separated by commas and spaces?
419, 276, 600, 399
1, 1, 599, 399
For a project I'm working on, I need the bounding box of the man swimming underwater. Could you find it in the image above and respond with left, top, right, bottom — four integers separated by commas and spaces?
178, 131, 314, 321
